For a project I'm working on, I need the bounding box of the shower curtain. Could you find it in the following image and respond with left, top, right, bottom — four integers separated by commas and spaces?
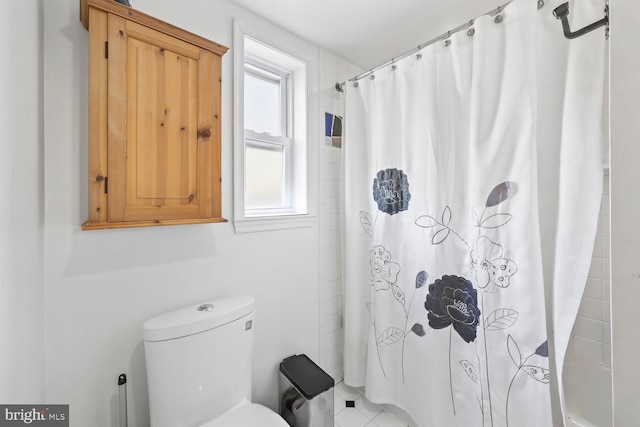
342, 0, 606, 426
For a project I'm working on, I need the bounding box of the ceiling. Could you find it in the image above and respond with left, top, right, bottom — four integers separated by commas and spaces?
229, 0, 508, 70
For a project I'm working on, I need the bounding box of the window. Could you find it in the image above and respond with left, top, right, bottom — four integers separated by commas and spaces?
244, 59, 292, 213
233, 19, 318, 232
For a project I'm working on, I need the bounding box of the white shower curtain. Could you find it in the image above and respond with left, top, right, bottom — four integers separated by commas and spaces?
342, 0, 606, 426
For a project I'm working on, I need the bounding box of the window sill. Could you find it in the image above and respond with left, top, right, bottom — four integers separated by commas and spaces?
233, 214, 316, 233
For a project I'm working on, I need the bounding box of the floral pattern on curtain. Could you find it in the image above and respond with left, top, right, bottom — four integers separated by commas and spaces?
342, 0, 606, 426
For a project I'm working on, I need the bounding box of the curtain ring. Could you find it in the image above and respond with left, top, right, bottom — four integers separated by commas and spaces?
494, 5, 503, 23
444, 31, 452, 47
416, 53, 422, 60
537, 0, 544, 9
467, 28, 475, 36
353, 82, 358, 88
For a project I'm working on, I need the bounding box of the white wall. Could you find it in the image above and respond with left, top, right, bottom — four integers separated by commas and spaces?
564, 173, 611, 426
317, 52, 361, 382
610, 0, 640, 425
568, 173, 611, 367
42, 1, 322, 425
0, 0, 45, 404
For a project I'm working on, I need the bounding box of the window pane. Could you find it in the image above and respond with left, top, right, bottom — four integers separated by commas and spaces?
244, 72, 281, 136
245, 143, 285, 209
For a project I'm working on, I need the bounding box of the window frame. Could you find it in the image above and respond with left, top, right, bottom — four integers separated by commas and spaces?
233, 19, 318, 233
244, 132, 293, 214
243, 58, 290, 137
243, 58, 294, 215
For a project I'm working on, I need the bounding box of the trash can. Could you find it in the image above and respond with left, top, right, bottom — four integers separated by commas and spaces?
278, 354, 335, 427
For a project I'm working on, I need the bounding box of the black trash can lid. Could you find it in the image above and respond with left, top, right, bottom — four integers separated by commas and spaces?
279, 354, 335, 400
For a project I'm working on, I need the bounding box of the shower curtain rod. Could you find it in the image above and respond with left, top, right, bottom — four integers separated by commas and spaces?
335, 0, 519, 92
336, 0, 609, 92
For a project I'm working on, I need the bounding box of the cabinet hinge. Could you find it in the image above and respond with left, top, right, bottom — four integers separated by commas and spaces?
105, 41, 108, 59
104, 177, 108, 194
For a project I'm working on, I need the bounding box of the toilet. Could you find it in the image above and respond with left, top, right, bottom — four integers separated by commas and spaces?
143, 296, 289, 427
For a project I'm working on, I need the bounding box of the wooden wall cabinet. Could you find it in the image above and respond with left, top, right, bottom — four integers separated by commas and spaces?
80, 0, 228, 230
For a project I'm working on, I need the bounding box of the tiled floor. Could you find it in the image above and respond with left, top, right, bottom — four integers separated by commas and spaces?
334, 382, 411, 427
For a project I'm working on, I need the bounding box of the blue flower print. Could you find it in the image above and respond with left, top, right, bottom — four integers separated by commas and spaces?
425, 275, 481, 343
372, 168, 411, 215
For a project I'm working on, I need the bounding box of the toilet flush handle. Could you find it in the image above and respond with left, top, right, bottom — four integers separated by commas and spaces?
197, 304, 214, 312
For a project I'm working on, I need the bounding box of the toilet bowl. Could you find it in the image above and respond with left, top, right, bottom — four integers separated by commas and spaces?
143, 296, 288, 427
202, 399, 288, 427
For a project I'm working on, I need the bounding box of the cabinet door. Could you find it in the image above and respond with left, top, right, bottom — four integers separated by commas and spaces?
107, 15, 217, 222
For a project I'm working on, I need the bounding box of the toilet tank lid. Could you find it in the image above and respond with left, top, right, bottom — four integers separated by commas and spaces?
143, 296, 255, 342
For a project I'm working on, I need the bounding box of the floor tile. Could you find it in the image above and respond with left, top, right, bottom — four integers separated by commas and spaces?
371, 410, 411, 427
333, 382, 413, 427
334, 391, 347, 415
354, 396, 383, 419
335, 408, 371, 427
335, 382, 363, 401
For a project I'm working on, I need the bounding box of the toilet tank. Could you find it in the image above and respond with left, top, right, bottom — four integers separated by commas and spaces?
143, 296, 255, 427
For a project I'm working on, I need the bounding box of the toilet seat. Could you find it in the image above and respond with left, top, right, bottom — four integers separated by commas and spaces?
202, 399, 289, 427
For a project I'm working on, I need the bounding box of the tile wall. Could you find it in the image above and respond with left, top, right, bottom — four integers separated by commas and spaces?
568, 173, 611, 367
318, 50, 361, 382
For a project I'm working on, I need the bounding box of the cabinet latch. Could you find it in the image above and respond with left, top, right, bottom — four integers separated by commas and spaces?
105, 41, 108, 59
104, 177, 108, 194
